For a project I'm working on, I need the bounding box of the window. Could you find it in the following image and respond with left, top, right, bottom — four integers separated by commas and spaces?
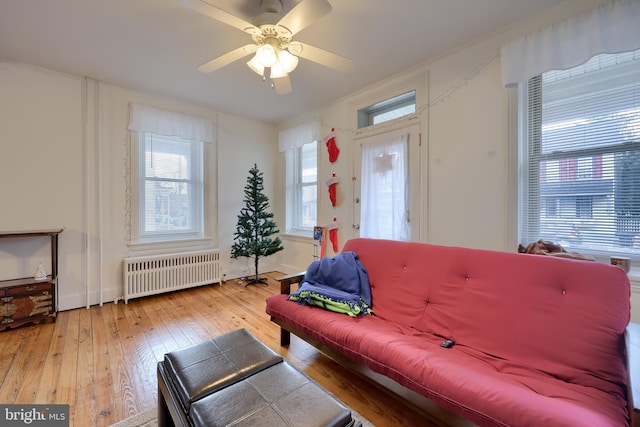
545, 197, 559, 218
286, 141, 317, 234
576, 196, 593, 219
280, 119, 320, 237
357, 91, 416, 128
520, 50, 640, 257
128, 104, 213, 246
137, 132, 203, 241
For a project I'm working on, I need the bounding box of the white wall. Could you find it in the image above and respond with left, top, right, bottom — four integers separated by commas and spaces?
0, 62, 278, 311
277, 0, 640, 322
0, 63, 86, 310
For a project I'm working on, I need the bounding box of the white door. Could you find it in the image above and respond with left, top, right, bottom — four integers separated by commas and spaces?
354, 123, 421, 241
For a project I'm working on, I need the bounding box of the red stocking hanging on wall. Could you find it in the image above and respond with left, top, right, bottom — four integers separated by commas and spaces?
328, 218, 339, 253
326, 174, 338, 207
325, 128, 340, 163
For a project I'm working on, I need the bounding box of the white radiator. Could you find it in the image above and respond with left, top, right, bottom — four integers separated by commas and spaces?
123, 250, 221, 303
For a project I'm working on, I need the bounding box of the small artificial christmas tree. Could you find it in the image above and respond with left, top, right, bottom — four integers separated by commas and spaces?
231, 164, 284, 286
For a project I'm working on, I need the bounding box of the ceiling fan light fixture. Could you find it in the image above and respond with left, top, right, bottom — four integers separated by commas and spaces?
247, 54, 265, 76
278, 50, 299, 73
180, 0, 351, 95
256, 43, 277, 67
270, 62, 288, 79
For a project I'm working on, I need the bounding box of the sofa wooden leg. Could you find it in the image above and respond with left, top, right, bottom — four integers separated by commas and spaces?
281, 328, 290, 346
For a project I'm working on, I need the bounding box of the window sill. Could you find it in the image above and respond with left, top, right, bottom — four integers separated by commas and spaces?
281, 233, 313, 243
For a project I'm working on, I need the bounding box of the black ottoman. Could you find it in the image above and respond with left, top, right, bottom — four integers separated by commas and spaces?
157, 328, 360, 427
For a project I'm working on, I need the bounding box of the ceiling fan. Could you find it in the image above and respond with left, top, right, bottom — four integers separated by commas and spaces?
179, 0, 354, 94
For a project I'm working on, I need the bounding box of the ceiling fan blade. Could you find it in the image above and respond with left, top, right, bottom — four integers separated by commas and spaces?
272, 75, 292, 95
288, 42, 354, 73
277, 0, 331, 36
197, 44, 258, 73
179, 0, 260, 35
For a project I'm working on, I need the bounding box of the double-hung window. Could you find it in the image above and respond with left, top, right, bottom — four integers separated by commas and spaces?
280, 119, 321, 236
286, 141, 318, 234
128, 104, 213, 245
137, 132, 203, 241
519, 49, 640, 259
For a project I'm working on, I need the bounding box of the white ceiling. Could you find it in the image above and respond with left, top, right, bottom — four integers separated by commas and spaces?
0, 0, 564, 124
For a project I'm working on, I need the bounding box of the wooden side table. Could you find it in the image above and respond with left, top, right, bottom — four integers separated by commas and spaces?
0, 229, 63, 331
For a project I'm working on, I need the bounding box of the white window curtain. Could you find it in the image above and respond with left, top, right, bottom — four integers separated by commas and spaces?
128, 103, 214, 143
360, 133, 410, 241
278, 119, 321, 152
501, 0, 640, 86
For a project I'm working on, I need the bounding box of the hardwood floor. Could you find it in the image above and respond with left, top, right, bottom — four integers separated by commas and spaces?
0, 272, 447, 427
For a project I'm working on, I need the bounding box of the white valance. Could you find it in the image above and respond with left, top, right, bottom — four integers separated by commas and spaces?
278, 119, 321, 152
128, 103, 214, 143
500, 0, 640, 86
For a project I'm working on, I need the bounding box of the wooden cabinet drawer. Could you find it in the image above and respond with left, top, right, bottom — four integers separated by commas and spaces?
1, 279, 55, 331
6, 281, 53, 296
1, 291, 53, 322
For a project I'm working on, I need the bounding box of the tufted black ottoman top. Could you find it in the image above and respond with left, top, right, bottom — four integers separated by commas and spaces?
164, 328, 283, 412
159, 328, 358, 427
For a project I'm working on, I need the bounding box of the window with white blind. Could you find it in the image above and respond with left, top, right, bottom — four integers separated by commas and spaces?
520, 49, 640, 259
285, 140, 318, 235
127, 104, 214, 247
134, 132, 204, 242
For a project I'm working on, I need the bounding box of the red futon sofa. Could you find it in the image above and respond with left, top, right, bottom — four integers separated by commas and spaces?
266, 238, 636, 426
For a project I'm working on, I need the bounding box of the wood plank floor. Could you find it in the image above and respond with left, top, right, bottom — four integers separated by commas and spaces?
0, 272, 449, 427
